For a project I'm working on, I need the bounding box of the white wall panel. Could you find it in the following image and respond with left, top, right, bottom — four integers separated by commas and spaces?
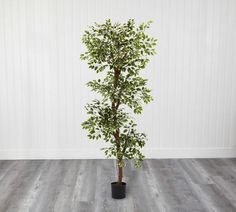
0, 0, 236, 159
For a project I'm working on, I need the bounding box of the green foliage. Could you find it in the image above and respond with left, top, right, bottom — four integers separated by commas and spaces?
81, 19, 157, 168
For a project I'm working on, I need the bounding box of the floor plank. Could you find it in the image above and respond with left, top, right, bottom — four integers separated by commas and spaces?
0, 159, 235, 212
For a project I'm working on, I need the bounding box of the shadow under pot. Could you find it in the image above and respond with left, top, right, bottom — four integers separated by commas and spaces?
111, 182, 126, 199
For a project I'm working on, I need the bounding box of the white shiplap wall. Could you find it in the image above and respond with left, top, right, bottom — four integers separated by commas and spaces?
0, 0, 236, 159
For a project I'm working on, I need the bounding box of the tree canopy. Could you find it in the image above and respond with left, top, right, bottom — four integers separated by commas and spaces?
81, 19, 157, 168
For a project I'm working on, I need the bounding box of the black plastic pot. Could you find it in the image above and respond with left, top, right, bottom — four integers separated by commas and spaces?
111, 182, 126, 199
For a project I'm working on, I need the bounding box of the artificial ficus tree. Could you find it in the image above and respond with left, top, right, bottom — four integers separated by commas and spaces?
81, 19, 157, 184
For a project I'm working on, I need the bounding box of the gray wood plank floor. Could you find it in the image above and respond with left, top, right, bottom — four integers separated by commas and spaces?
0, 159, 236, 212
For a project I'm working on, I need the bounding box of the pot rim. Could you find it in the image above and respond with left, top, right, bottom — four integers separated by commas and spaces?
111, 182, 126, 186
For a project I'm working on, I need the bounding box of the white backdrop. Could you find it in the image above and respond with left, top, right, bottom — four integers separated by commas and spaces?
0, 0, 236, 159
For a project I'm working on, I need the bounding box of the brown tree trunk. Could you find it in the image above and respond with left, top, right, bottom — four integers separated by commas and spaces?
118, 166, 123, 184
112, 68, 123, 184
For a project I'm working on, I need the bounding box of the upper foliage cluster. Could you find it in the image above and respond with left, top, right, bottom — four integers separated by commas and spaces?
81, 19, 157, 167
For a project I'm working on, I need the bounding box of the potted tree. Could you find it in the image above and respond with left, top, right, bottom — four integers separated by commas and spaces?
81, 19, 157, 199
